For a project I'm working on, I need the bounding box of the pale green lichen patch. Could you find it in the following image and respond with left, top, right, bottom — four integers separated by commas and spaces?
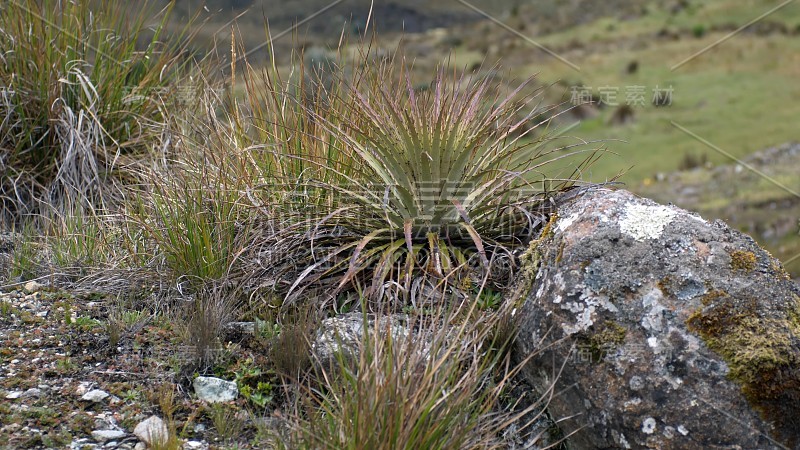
728, 249, 757, 272
618, 204, 677, 241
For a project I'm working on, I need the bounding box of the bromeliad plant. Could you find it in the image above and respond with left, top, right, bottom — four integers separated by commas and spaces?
251, 51, 599, 307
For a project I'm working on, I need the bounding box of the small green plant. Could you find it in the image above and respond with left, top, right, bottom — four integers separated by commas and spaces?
243, 381, 274, 409
0, 301, 16, 317
63, 303, 73, 326
41, 431, 73, 448
121, 310, 147, 327
106, 320, 121, 349
254, 318, 282, 341
56, 356, 76, 373
71, 315, 102, 332
105, 307, 148, 349
120, 388, 141, 403
692, 23, 707, 38
233, 359, 275, 409
476, 288, 503, 310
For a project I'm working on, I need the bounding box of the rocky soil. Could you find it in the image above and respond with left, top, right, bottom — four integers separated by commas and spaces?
0, 281, 280, 450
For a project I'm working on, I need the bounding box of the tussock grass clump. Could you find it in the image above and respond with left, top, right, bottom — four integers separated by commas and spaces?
0, 0, 197, 221
4, 207, 123, 283
144, 153, 249, 287
277, 297, 549, 449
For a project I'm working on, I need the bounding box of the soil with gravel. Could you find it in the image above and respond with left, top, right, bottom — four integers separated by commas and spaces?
0, 282, 275, 450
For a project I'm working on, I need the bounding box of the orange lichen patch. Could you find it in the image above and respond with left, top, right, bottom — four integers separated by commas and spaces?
694, 240, 711, 258
729, 249, 757, 272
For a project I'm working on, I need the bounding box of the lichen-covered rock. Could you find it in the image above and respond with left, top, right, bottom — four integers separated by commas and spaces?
311, 314, 420, 367
514, 188, 800, 449
193, 376, 238, 403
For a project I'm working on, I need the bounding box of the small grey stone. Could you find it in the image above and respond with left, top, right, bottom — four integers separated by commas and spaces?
23, 280, 43, 293
75, 381, 94, 396
21, 388, 42, 398
112, 443, 134, 450
224, 321, 255, 334
5, 390, 22, 399
81, 389, 110, 403
312, 314, 426, 368
69, 438, 98, 449
192, 377, 238, 403
91, 429, 126, 443
133, 415, 169, 446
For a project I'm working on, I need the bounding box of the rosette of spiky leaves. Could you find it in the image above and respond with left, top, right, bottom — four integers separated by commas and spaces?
276, 56, 599, 306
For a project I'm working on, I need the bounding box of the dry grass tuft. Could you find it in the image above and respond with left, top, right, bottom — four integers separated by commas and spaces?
273, 296, 553, 449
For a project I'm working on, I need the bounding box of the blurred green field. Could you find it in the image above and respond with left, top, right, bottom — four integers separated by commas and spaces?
443, 0, 800, 182
439, 0, 800, 275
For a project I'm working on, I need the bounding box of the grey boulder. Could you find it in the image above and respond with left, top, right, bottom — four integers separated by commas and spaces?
514, 188, 800, 449
311, 313, 432, 370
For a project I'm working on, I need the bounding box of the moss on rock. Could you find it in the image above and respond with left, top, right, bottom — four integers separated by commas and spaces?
686, 290, 800, 445
577, 320, 627, 362
729, 249, 757, 271
514, 213, 559, 300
